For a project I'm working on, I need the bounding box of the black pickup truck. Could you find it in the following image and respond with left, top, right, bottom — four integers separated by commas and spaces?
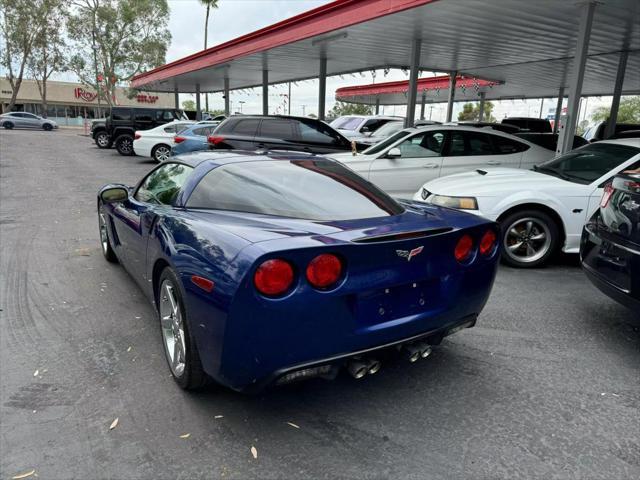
106, 107, 187, 156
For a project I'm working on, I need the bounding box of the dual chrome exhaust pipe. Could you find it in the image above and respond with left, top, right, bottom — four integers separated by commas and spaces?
347, 358, 382, 379
401, 341, 432, 363
346, 341, 432, 379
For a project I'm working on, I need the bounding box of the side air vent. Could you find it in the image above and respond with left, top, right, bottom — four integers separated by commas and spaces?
353, 227, 453, 243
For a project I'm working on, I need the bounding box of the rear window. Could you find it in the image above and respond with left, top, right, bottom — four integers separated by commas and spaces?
259, 119, 296, 139
491, 134, 530, 153
331, 117, 363, 131
231, 119, 260, 136
186, 159, 403, 220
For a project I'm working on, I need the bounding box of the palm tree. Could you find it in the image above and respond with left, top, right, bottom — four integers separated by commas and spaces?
199, 0, 219, 113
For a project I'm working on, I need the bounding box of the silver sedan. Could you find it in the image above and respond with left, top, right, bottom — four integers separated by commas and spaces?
0, 112, 58, 131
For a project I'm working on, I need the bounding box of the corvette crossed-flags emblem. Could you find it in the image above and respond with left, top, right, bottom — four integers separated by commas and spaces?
395, 246, 424, 262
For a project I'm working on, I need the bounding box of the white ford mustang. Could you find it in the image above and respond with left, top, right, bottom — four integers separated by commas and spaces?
413, 139, 640, 268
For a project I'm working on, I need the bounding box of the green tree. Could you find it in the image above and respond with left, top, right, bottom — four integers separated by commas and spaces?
0, 0, 50, 111
67, 0, 171, 108
27, 0, 68, 117
329, 101, 373, 117
457, 101, 496, 122
591, 96, 640, 124
182, 99, 196, 111
199, 0, 219, 112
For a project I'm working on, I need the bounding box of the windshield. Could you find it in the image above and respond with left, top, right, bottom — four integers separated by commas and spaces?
186, 159, 403, 220
331, 116, 364, 130
362, 130, 413, 155
533, 143, 640, 184
370, 121, 404, 138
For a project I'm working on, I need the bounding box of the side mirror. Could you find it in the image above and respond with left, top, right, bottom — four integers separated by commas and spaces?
361, 126, 370, 133
387, 147, 402, 158
100, 185, 129, 203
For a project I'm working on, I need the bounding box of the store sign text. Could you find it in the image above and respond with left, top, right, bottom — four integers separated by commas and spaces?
136, 94, 159, 104
74, 87, 98, 102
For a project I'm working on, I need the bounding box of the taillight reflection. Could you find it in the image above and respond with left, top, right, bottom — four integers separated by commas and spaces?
479, 230, 497, 256
455, 235, 474, 263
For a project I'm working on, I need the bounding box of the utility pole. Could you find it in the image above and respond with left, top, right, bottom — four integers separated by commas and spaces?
302, 104, 306, 116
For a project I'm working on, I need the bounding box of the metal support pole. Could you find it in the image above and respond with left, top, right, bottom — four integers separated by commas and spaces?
420, 91, 426, 120
445, 72, 457, 123
557, 1, 596, 155
375, 96, 380, 115
262, 69, 269, 115
405, 38, 421, 128
224, 77, 230, 116
604, 50, 628, 139
553, 87, 565, 133
195, 84, 201, 121
478, 92, 486, 122
174, 86, 179, 110
318, 57, 327, 121
539, 98, 544, 118
288, 82, 291, 115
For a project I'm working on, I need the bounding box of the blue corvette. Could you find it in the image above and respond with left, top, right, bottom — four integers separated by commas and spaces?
97, 151, 499, 391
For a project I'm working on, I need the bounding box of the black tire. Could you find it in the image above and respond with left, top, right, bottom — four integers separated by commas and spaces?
43, 123, 53, 131
94, 131, 111, 148
115, 134, 134, 156
3, 121, 14, 130
98, 202, 118, 263
157, 267, 209, 390
152, 143, 171, 163
499, 209, 560, 268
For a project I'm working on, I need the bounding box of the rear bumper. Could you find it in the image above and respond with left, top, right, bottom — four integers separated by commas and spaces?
581, 224, 640, 312
240, 314, 477, 393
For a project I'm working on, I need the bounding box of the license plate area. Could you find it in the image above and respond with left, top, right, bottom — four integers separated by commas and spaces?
354, 279, 442, 326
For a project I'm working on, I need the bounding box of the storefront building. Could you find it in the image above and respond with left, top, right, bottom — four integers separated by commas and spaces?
1, 78, 175, 126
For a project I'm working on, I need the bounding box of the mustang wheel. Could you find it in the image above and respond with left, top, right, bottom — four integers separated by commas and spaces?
500, 210, 559, 268
43, 123, 53, 131
158, 268, 208, 389
3, 121, 14, 130
98, 203, 118, 263
152, 144, 171, 162
115, 135, 134, 156
95, 132, 111, 148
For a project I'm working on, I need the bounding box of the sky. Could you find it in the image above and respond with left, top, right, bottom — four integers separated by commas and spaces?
7, 0, 611, 123
165, 0, 611, 123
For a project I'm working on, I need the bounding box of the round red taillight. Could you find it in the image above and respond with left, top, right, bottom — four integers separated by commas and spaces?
254, 259, 294, 296
455, 235, 474, 263
479, 230, 497, 256
306, 254, 342, 289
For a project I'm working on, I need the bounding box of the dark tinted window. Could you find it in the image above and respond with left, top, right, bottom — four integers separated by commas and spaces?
186, 159, 403, 220
135, 111, 154, 122
298, 120, 342, 145
448, 131, 494, 156
135, 163, 193, 205
397, 131, 445, 158
111, 109, 131, 121
259, 119, 296, 140
491, 134, 529, 154
231, 119, 260, 136
535, 143, 640, 184
157, 110, 176, 121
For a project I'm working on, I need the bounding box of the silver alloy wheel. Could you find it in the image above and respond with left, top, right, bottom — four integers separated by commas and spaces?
160, 279, 186, 378
503, 217, 552, 264
98, 210, 108, 254
96, 133, 109, 147
154, 145, 170, 162
119, 137, 133, 154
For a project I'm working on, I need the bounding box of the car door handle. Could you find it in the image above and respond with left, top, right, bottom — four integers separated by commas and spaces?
423, 163, 439, 169
486, 160, 501, 165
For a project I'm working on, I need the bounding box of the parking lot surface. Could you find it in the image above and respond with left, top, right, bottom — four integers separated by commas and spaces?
1, 129, 639, 480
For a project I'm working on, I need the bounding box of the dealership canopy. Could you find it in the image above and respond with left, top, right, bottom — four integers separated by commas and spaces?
132, 0, 640, 152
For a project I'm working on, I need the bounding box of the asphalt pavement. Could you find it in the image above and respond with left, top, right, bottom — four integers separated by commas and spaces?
1, 128, 638, 480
